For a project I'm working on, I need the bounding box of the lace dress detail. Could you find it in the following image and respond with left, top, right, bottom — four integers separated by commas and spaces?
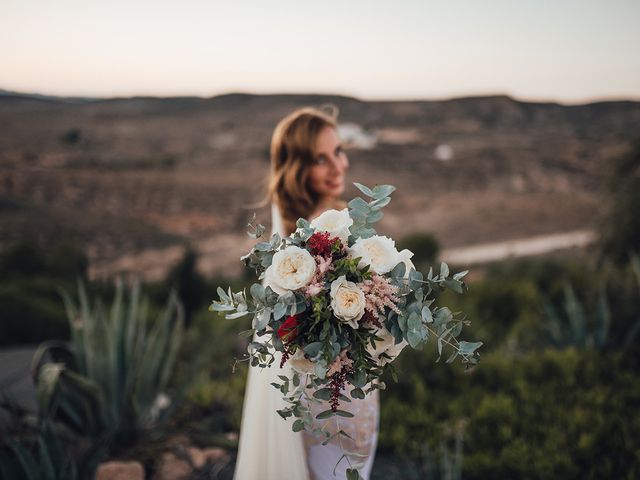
302, 387, 379, 480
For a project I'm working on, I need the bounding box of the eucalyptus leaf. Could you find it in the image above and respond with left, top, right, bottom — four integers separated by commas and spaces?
372, 184, 396, 199
353, 182, 374, 197
296, 218, 310, 229
250, 283, 265, 302
352, 369, 367, 388
217, 287, 230, 302
421, 306, 433, 323
255, 241, 272, 252
440, 262, 450, 278
348, 197, 370, 211
303, 342, 323, 359
390, 262, 406, 279
253, 308, 271, 330
350, 387, 365, 399
453, 270, 469, 280
313, 388, 332, 400
458, 341, 483, 355
397, 314, 408, 333
315, 362, 328, 380
316, 409, 335, 420
407, 312, 424, 348
270, 233, 282, 248
346, 468, 361, 480
335, 410, 354, 418
444, 279, 464, 294
366, 210, 384, 223
273, 301, 287, 321
370, 196, 391, 209
209, 301, 234, 312
434, 307, 453, 328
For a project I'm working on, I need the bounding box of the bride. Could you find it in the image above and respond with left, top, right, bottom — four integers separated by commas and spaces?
233, 107, 379, 480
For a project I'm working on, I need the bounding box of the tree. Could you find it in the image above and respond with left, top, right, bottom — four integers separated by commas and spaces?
600, 140, 640, 264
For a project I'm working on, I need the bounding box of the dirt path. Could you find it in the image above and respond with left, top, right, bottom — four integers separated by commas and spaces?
89, 229, 597, 281
440, 229, 596, 265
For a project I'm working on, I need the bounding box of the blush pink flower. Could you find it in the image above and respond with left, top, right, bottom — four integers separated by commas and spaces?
359, 274, 402, 321
303, 255, 334, 298
326, 349, 354, 377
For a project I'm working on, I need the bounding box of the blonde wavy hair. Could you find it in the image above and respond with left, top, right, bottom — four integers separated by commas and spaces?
266, 106, 343, 235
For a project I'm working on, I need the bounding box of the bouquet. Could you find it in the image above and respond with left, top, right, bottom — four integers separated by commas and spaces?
211, 183, 481, 479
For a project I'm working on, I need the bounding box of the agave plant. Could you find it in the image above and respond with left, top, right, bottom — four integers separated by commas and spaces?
543, 253, 640, 350
31, 281, 185, 451
0, 421, 83, 480
543, 283, 610, 349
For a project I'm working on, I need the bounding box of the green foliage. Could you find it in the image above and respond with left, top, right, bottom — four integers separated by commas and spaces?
0, 418, 114, 480
0, 282, 69, 346
599, 139, 640, 265
544, 255, 640, 349
170, 250, 640, 478
380, 348, 640, 479
164, 247, 207, 327
46, 242, 88, 280
0, 422, 80, 480
397, 233, 440, 270
33, 281, 185, 454
543, 283, 609, 349
0, 239, 87, 280
0, 240, 48, 276
0, 239, 88, 346
348, 182, 396, 240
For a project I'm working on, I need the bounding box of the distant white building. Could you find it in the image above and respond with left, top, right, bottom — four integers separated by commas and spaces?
434, 144, 454, 161
338, 123, 377, 150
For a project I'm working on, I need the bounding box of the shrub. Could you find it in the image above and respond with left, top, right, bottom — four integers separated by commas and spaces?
0, 283, 69, 346
379, 348, 640, 479
397, 233, 440, 270
0, 239, 89, 346
599, 139, 640, 265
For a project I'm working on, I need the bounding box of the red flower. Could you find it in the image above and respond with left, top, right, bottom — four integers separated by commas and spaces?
308, 231, 341, 257
277, 314, 300, 343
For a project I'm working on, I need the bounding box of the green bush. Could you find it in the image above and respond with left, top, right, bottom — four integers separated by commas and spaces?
599, 139, 640, 265
397, 233, 440, 270
379, 348, 640, 479
0, 239, 88, 346
163, 248, 207, 327
0, 281, 69, 346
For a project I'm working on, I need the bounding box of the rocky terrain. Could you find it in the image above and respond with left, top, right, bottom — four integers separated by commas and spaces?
1, 91, 639, 278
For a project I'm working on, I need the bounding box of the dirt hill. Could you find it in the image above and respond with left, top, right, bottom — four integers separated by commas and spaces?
1, 91, 638, 278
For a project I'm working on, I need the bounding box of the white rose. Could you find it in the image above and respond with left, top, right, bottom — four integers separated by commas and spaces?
310, 208, 353, 244
330, 275, 366, 329
264, 246, 316, 294
398, 248, 415, 278
350, 235, 400, 274
367, 326, 408, 365
288, 349, 316, 374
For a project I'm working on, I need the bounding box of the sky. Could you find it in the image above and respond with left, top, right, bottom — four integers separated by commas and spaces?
2, 0, 639, 103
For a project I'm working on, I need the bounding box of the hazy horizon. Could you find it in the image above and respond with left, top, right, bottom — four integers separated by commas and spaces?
3, 85, 640, 106
3, 0, 640, 103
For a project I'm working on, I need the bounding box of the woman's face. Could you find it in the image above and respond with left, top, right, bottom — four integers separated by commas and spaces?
308, 125, 349, 200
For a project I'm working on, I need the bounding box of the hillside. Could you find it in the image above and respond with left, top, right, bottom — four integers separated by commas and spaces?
1, 91, 639, 278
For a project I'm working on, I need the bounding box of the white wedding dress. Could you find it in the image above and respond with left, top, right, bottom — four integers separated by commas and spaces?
233, 204, 379, 480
